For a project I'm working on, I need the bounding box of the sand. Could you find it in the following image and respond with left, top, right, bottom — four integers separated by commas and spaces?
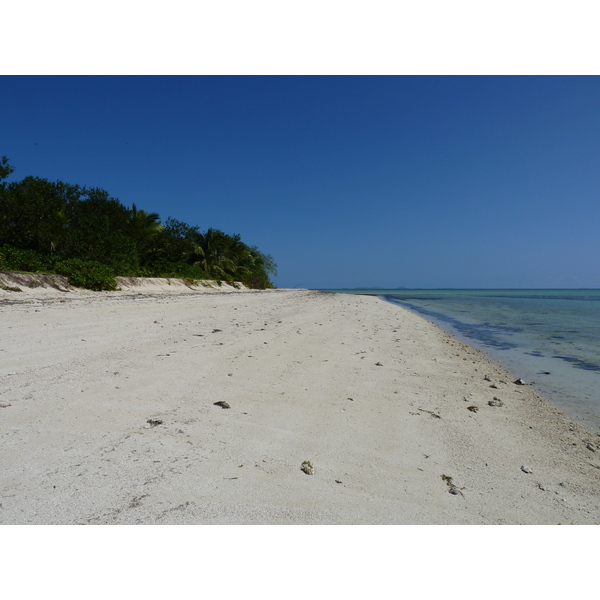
1, 275, 599, 524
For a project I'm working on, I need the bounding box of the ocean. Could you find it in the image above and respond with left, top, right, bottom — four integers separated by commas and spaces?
322, 289, 600, 431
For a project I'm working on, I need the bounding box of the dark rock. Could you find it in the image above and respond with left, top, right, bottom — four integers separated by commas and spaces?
514, 378, 526, 385
488, 398, 504, 407
441, 474, 463, 496
467, 405, 479, 412
301, 460, 315, 475
213, 401, 230, 409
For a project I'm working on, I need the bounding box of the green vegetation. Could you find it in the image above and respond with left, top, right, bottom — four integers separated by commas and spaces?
53, 259, 118, 292
0, 157, 277, 290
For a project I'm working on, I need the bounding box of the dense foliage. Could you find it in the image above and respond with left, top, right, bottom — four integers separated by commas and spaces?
0, 157, 277, 290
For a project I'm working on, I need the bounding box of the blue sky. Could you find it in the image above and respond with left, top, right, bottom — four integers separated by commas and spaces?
1, 76, 599, 288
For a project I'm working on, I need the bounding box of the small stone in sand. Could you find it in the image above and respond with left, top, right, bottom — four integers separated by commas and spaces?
467, 405, 479, 412
441, 474, 463, 496
214, 401, 230, 409
146, 419, 163, 427
301, 460, 315, 475
521, 465, 533, 474
375, 362, 383, 366
514, 378, 526, 385
488, 398, 504, 407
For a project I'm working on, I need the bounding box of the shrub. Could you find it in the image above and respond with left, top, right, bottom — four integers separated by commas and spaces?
242, 272, 274, 289
54, 258, 117, 291
161, 263, 207, 281
0, 244, 51, 272
135, 259, 208, 281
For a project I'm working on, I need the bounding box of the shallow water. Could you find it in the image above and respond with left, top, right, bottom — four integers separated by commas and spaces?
322, 289, 600, 430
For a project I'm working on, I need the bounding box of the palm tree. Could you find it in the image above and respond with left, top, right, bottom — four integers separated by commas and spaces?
223, 234, 255, 279
130, 203, 163, 260
192, 228, 234, 279
131, 204, 162, 237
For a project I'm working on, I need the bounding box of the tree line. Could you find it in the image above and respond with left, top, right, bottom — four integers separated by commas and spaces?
0, 157, 276, 290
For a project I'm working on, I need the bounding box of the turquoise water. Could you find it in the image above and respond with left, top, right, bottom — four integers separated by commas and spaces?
322, 289, 600, 430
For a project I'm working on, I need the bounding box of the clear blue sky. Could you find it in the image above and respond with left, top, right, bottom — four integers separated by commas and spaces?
1, 76, 599, 289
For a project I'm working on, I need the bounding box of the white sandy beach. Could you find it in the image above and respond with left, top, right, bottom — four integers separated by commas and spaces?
1, 275, 599, 524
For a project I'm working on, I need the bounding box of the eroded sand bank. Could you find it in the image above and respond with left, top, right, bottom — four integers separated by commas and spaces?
1, 284, 599, 524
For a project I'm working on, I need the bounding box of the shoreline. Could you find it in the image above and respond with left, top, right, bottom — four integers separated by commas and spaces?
327, 288, 600, 432
1, 285, 599, 524
375, 295, 600, 432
